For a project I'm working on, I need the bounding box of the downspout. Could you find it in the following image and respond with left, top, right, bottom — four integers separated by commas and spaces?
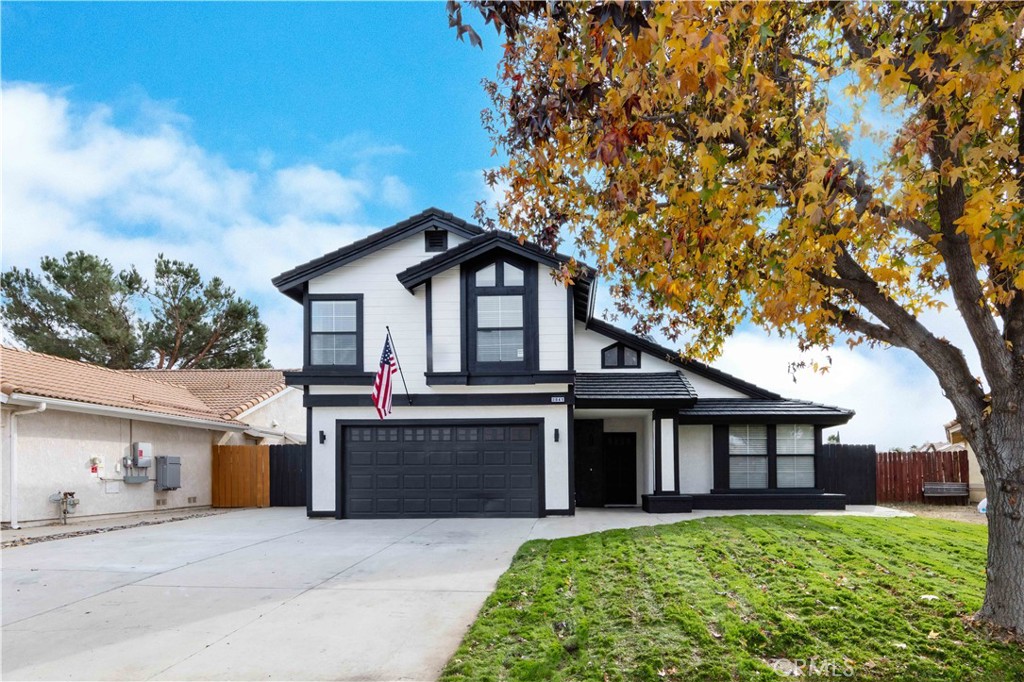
9, 402, 47, 529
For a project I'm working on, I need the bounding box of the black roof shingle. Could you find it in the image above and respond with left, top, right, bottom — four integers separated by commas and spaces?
677, 399, 854, 425
575, 372, 697, 407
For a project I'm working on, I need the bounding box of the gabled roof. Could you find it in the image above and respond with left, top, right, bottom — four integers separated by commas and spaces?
677, 398, 854, 425
0, 346, 240, 426
575, 372, 697, 407
272, 208, 485, 302
584, 319, 782, 400
125, 369, 289, 420
395, 229, 597, 317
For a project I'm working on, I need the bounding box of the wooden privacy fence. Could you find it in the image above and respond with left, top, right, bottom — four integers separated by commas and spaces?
269, 444, 307, 507
820, 444, 877, 505
876, 449, 970, 505
212, 444, 270, 508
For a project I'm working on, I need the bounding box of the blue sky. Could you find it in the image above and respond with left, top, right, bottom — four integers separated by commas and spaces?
2, 2, 969, 448
3, 2, 502, 222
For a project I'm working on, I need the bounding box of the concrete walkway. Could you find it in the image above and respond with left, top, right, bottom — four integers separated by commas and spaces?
2, 505, 910, 681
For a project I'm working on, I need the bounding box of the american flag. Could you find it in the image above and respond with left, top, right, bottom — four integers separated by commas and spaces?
372, 335, 398, 419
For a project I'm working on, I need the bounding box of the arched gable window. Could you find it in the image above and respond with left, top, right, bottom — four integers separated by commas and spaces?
466, 257, 536, 372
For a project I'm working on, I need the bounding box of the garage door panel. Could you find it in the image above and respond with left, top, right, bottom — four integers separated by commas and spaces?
430, 498, 453, 513
509, 474, 534, 489
343, 423, 541, 518
348, 451, 374, 466
509, 450, 533, 465
456, 451, 480, 465
349, 474, 374, 490
430, 474, 453, 489
403, 451, 427, 465
429, 451, 453, 466
404, 499, 427, 513
483, 474, 506, 489
403, 474, 426, 489
456, 474, 480, 489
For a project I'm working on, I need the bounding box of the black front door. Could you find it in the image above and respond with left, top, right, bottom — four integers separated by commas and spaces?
574, 420, 605, 507
603, 432, 637, 505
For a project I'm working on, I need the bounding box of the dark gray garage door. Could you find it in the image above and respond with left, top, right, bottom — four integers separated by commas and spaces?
342, 423, 541, 518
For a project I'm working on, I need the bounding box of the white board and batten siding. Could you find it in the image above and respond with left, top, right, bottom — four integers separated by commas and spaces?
537, 269, 571, 371
430, 268, 461, 373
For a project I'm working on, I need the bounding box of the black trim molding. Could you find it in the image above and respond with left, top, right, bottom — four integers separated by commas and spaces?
305, 392, 574, 408
425, 371, 574, 386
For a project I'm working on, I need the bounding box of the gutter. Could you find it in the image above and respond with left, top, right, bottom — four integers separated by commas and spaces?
5, 393, 248, 432
8, 401, 47, 529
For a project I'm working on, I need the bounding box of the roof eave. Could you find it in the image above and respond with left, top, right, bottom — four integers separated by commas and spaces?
272, 209, 484, 296
397, 236, 566, 290
4, 393, 247, 432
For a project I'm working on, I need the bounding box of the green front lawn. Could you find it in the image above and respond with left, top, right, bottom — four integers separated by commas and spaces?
442, 516, 1022, 681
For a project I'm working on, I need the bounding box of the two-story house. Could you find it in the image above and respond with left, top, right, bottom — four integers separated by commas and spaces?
273, 208, 853, 519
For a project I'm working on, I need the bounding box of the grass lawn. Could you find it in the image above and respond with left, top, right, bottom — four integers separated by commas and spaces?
442, 516, 1023, 681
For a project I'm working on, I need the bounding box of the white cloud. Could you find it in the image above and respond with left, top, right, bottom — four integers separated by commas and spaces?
379, 174, 412, 208
1, 82, 410, 367
711, 331, 956, 449
272, 164, 368, 219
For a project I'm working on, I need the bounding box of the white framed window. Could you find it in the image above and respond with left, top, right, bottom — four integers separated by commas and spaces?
776, 424, 815, 487
728, 424, 768, 488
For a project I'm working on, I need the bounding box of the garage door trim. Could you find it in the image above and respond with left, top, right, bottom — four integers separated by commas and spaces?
335, 418, 546, 519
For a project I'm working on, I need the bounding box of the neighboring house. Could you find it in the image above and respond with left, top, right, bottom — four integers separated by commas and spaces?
1, 347, 304, 527
273, 208, 854, 519
943, 420, 985, 502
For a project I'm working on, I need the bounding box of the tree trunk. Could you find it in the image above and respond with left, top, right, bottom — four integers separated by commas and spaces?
971, 410, 1024, 633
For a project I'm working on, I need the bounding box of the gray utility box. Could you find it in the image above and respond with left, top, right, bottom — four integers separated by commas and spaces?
155, 456, 181, 491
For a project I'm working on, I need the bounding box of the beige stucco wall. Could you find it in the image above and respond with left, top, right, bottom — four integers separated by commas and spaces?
218, 388, 306, 446
2, 406, 220, 525
947, 426, 985, 502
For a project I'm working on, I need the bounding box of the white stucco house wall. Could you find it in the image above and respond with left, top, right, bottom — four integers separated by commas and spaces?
273, 208, 854, 519
1, 348, 304, 527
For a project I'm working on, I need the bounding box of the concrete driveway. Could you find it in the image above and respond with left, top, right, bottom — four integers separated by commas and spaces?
2, 506, 908, 681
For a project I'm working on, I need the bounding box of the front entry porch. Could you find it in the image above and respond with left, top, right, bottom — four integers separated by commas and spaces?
571, 406, 849, 514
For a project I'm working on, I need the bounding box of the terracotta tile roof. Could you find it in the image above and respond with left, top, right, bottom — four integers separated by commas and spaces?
0, 347, 285, 426
126, 369, 288, 419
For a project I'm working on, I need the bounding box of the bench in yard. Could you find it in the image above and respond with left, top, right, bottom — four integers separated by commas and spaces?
923, 482, 969, 498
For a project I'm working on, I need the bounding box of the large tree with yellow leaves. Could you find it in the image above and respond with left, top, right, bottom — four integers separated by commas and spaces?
450, 1, 1024, 631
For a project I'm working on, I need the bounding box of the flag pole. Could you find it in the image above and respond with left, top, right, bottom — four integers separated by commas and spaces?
385, 325, 413, 405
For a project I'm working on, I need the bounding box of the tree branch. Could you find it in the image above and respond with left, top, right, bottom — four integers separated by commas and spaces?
820, 299, 904, 347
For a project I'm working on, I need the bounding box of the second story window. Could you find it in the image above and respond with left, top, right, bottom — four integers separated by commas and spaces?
468, 259, 533, 371
309, 296, 362, 368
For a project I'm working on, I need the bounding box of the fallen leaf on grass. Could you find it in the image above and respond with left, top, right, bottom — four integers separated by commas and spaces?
928, 631, 941, 639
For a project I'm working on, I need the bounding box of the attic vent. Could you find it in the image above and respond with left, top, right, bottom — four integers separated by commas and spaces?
424, 230, 448, 252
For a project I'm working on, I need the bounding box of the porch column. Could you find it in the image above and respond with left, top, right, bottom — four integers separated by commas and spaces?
653, 413, 679, 494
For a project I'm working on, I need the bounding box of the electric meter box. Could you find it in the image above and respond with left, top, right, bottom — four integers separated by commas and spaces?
132, 442, 153, 468
155, 456, 181, 491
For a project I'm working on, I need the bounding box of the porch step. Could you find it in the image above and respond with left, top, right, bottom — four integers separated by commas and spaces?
640, 492, 848, 513
641, 494, 693, 513
691, 492, 847, 511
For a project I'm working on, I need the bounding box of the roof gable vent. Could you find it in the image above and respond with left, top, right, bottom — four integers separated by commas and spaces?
424, 230, 448, 252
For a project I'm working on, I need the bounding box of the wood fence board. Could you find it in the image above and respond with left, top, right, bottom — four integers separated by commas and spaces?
212, 444, 271, 508
874, 449, 970, 504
